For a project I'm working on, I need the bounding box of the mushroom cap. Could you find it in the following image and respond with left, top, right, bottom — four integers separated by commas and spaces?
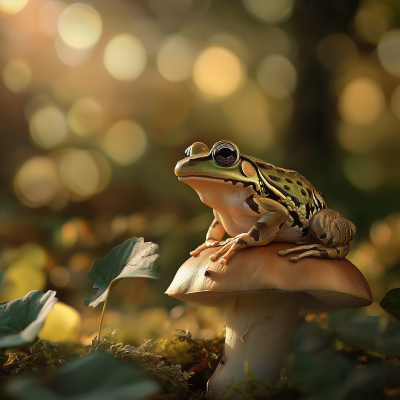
165, 242, 372, 313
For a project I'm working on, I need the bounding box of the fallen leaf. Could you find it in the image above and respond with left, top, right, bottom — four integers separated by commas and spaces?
0, 290, 57, 348
6, 352, 159, 400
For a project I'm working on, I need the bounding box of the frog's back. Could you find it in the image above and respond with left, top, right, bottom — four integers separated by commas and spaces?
244, 155, 326, 210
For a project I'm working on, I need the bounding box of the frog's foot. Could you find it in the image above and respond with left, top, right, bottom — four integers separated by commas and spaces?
209, 234, 249, 265
190, 239, 229, 257
278, 243, 349, 262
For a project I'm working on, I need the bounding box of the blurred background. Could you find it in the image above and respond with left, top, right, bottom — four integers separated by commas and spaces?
1, 0, 400, 345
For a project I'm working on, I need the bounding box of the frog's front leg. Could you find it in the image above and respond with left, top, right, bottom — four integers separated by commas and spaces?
279, 209, 356, 261
209, 198, 289, 265
190, 211, 227, 257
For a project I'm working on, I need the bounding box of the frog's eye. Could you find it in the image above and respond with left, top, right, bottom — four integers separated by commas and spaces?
212, 142, 239, 167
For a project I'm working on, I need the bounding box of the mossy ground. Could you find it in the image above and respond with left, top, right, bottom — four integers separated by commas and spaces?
2, 320, 400, 400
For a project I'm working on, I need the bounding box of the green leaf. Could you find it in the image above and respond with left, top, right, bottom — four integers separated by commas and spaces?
380, 288, 400, 322
6, 352, 159, 400
328, 312, 400, 356
84, 237, 159, 308
0, 290, 57, 348
288, 353, 352, 399
334, 363, 400, 400
291, 321, 334, 354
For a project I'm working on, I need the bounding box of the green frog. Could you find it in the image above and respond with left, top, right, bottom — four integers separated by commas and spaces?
175, 141, 356, 265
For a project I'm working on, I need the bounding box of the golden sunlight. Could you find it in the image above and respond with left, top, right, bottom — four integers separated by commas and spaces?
67, 97, 102, 136
103, 120, 147, 165
0, 0, 28, 14
157, 36, 195, 82
58, 3, 102, 49
29, 107, 67, 149
192, 46, 243, 99
2, 60, 31, 93
338, 78, 384, 126
104, 34, 146, 81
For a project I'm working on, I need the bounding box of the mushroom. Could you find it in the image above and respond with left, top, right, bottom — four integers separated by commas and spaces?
165, 242, 372, 399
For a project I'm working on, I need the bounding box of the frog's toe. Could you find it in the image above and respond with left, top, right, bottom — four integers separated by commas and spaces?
209, 241, 235, 262
209, 253, 217, 261
278, 244, 321, 257
290, 250, 321, 261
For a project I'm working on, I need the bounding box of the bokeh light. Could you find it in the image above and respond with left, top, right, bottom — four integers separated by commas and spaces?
318, 33, 359, 71
67, 97, 102, 136
104, 34, 146, 81
377, 30, 400, 77
337, 112, 394, 155
208, 33, 247, 62
61, 221, 78, 247
59, 149, 110, 198
57, 3, 102, 49
157, 36, 195, 82
38, 1, 67, 36
338, 78, 384, 126
29, 107, 67, 149
49, 266, 70, 287
354, 3, 392, 45
39, 302, 81, 342
391, 85, 400, 121
0, 264, 46, 302
256, 54, 296, 99
262, 27, 292, 57
192, 46, 244, 99
0, 244, 47, 302
14, 157, 59, 208
222, 81, 273, 151
24, 95, 53, 121
111, 215, 128, 236
103, 120, 147, 165
343, 155, 385, 191
242, 0, 293, 24
370, 221, 392, 247
148, 0, 191, 18
55, 36, 92, 66
0, 0, 28, 14
2, 60, 31, 93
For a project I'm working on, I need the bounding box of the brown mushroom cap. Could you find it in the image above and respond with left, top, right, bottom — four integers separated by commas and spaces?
166, 242, 372, 313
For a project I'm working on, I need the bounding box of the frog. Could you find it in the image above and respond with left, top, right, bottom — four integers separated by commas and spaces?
175, 140, 356, 265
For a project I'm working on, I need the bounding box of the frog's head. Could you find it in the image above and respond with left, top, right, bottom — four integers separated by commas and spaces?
175, 141, 261, 201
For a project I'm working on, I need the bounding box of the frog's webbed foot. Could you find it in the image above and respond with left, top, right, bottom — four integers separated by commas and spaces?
279, 243, 350, 262
209, 234, 249, 265
190, 239, 230, 257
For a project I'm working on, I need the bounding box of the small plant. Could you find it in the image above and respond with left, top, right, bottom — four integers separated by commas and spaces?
84, 237, 159, 343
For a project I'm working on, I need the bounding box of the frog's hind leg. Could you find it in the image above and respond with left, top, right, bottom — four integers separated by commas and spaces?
310, 209, 356, 247
279, 242, 352, 261
279, 209, 356, 262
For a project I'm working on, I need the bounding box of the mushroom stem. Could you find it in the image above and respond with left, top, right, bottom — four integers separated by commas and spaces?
207, 292, 301, 399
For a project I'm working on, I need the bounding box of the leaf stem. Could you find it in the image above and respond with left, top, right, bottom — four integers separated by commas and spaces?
97, 292, 109, 344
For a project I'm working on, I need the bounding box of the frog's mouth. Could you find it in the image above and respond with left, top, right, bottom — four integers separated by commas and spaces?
179, 175, 256, 190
